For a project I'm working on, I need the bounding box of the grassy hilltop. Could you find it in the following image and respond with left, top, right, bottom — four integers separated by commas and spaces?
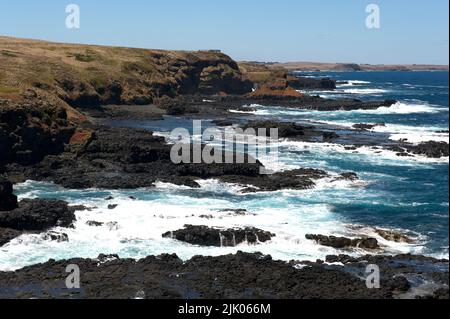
0, 36, 252, 116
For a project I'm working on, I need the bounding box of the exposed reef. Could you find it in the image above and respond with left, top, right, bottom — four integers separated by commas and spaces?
0, 251, 447, 299
162, 225, 275, 247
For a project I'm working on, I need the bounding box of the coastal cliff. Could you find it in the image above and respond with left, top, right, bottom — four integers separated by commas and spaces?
0, 36, 254, 169
0, 36, 253, 108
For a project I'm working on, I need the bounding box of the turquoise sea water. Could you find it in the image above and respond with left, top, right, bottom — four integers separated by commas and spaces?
2, 71, 448, 271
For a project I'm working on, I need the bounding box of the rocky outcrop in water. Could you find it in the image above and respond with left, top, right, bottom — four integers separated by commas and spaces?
0, 199, 75, 231
387, 141, 449, 159
162, 225, 275, 247
322, 131, 340, 141
405, 141, 449, 158
220, 168, 329, 193
165, 95, 397, 113
0, 195, 76, 246
374, 228, 415, 244
305, 234, 379, 250
353, 123, 386, 130
42, 231, 69, 242
287, 76, 336, 90
242, 120, 322, 140
4, 126, 331, 192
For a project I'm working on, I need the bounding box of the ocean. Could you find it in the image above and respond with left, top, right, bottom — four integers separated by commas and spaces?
1, 71, 448, 271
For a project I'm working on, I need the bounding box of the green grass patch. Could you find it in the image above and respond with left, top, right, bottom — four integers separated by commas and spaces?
122, 61, 155, 75
74, 53, 95, 62
67, 51, 96, 63
0, 86, 20, 94
1, 50, 18, 58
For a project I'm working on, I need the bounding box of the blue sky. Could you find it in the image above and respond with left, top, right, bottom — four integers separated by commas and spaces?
0, 0, 448, 64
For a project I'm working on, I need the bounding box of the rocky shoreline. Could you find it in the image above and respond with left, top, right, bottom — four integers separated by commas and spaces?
2, 173, 448, 299
1, 177, 77, 246
0, 252, 447, 299
1, 37, 448, 300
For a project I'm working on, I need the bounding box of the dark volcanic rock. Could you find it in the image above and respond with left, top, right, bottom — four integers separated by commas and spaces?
323, 131, 340, 141
0, 252, 395, 299
163, 225, 275, 247
325, 255, 359, 264
428, 288, 450, 299
86, 221, 104, 227
152, 94, 397, 116
306, 234, 379, 250
0, 198, 75, 246
405, 141, 449, 158
2, 252, 445, 299
219, 209, 250, 216
5, 126, 329, 192
374, 228, 415, 244
323, 253, 449, 299
387, 276, 411, 293
242, 120, 321, 139
42, 231, 69, 242
0, 177, 18, 211
353, 123, 386, 130
339, 172, 359, 181
0, 96, 75, 168
0, 227, 22, 246
287, 76, 336, 90
220, 168, 329, 193
70, 205, 90, 211
0, 199, 75, 231
212, 119, 235, 127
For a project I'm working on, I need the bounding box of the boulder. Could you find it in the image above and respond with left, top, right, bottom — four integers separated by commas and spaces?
0, 199, 76, 231
306, 234, 379, 250
163, 225, 275, 247
42, 231, 69, 242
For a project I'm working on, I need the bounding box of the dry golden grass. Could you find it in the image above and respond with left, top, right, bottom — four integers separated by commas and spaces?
0, 35, 237, 95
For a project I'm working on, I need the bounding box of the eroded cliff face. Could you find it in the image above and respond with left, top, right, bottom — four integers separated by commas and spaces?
0, 90, 77, 170
0, 37, 253, 169
0, 37, 253, 109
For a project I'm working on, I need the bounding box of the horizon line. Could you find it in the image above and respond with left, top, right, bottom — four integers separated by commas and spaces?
1, 34, 448, 67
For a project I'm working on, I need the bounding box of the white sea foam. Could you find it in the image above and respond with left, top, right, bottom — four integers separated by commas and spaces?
337, 80, 371, 87
0, 190, 354, 271
2, 174, 443, 271
277, 139, 449, 165
373, 125, 449, 144
364, 101, 446, 114
229, 101, 447, 117
317, 119, 449, 144
301, 87, 387, 96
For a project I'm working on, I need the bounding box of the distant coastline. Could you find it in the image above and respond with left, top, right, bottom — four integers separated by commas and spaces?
263, 61, 449, 72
